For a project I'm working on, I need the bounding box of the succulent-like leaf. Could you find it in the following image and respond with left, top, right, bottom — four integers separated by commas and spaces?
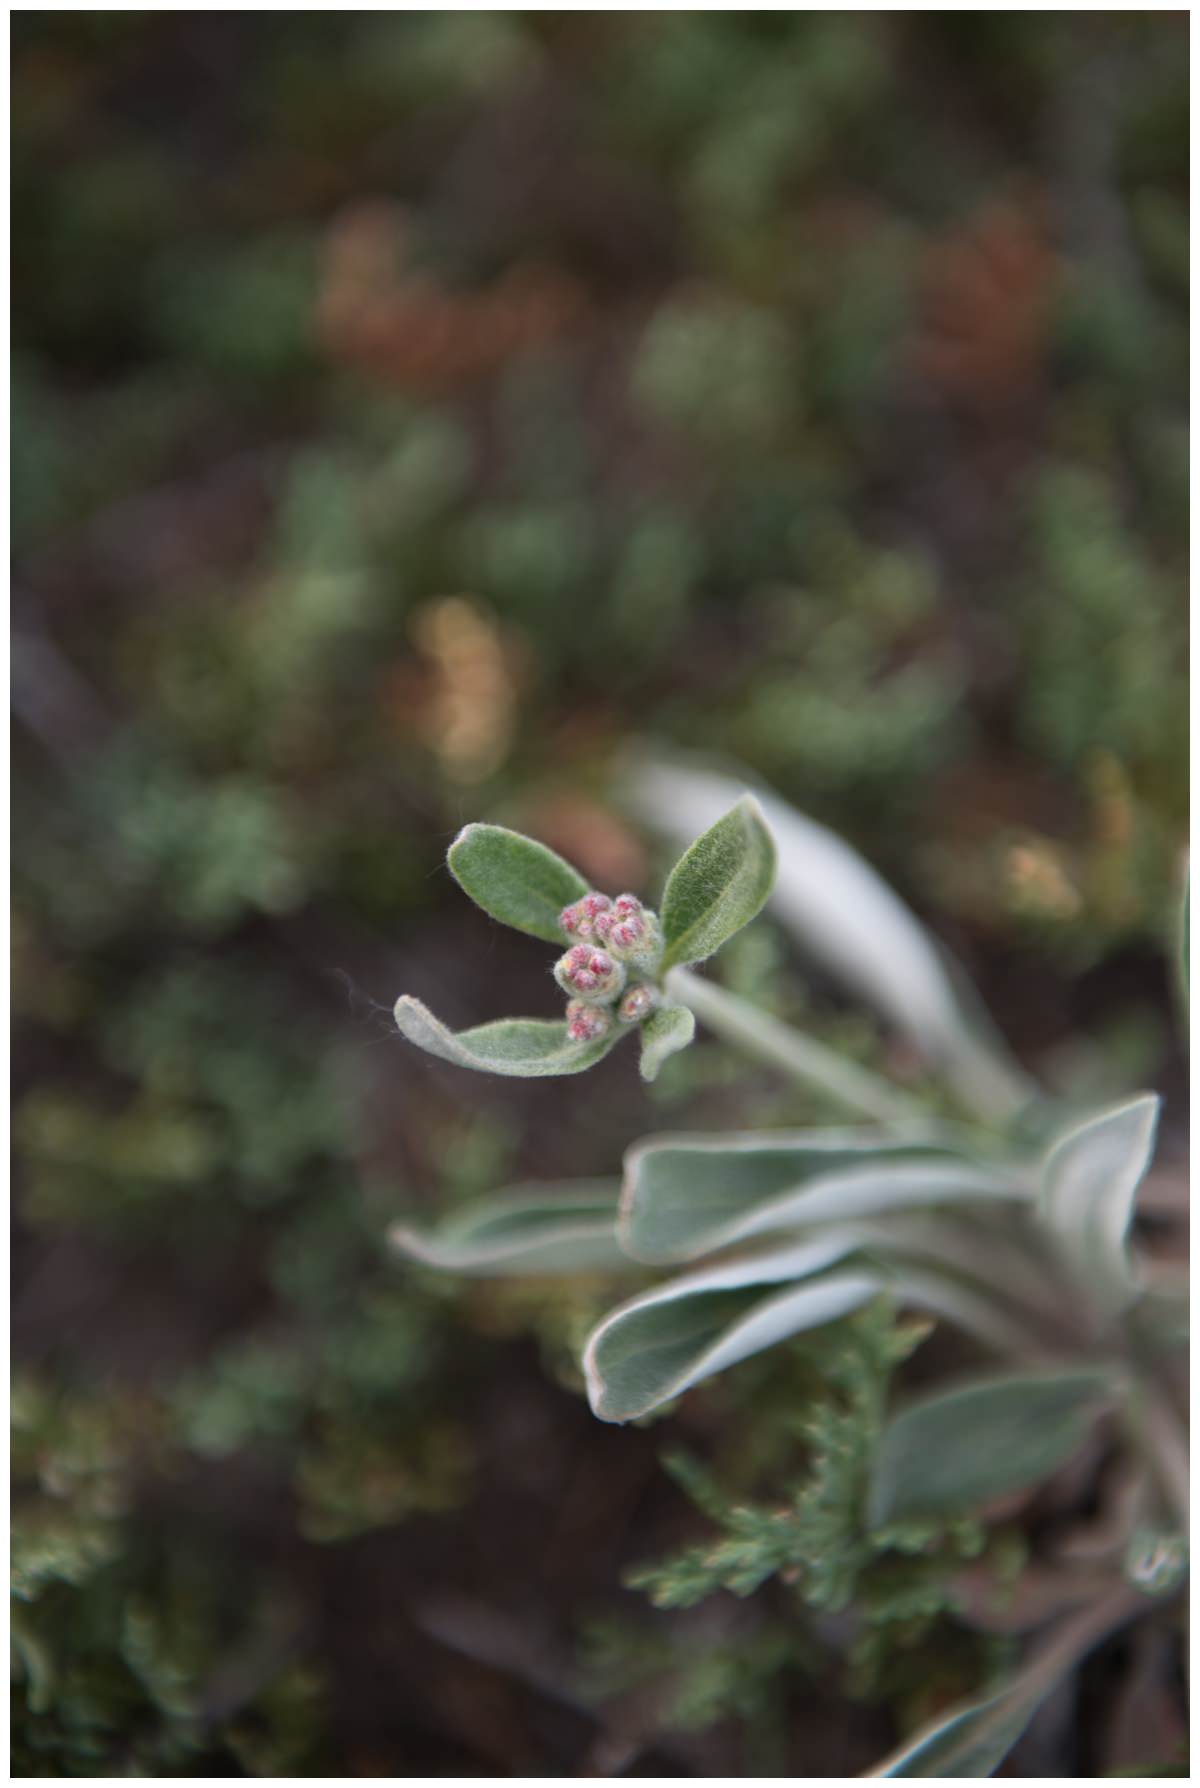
619, 1127, 1027, 1263
869, 1368, 1113, 1526
447, 822, 587, 944
394, 996, 616, 1077
659, 796, 776, 971
638, 1003, 695, 1083
583, 1237, 884, 1422
390, 1183, 630, 1274
629, 759, 1036, 1118
1037, 1094, 1160, 1316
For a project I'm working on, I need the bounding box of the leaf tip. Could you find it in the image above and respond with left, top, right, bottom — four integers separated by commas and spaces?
581, 1324, 626, 1424
387, 1222, 423, 1260
446, 822, 479, 867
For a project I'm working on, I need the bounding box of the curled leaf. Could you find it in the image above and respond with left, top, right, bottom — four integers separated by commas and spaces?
582, 1236, 883, 1422
394, 995, 616, 1077
638, 1003, 695, 1083
447, 822, 587, 943
391, 1183, 630, 1274
659, 796, 776, 971
1037, 1094, 1160, 1316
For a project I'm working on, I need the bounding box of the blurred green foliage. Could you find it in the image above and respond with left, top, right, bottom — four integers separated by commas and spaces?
12, 12, 1187, 1774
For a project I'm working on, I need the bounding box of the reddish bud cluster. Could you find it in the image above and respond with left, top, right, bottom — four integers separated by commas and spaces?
555, 943, 624, 1002
560, 891, 612, 941
596, 894, 660, 962
557, 887, 661, 1041
566, 1000, 612, 1043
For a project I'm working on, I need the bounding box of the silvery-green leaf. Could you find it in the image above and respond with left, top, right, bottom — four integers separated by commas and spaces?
620, 1127, 1028, 1263
582, 1227, 1042, 1423
390, 1182, 630, 1274
639, 1004, 695, 1083
394, 996, 616, 1077
867, 1588, 1139, 1776
850, 1213, 1070, 1335
628, 758, 1036, 1120
869, 1368, 1112, 1526
866, 1681, 1047, 1777
1037, 1094, 1160, 1316
873, 1264, 1040, 1356
583, 1238, 884, 1423
447, 822, 587, 943
659, 796, 777, 971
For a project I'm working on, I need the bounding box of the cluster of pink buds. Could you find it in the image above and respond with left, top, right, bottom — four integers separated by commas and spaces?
590, 894, 647, 951
554, 943, 625, 1004
559, 892, 613, 942
558, 887, 663, 1045
565, 1000, 612, 1043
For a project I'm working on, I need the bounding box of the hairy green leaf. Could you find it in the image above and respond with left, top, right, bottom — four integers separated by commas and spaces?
620, 1127, 1027, 1263
1038, 1095, 1160, 1316
639, 1004, 695, 1083
447, 822, 587, 943
582, 1237, 883, 1422
394, 996, 616, 1076
659, 796, 776, 970
869, 1368, 1112, 1526
390, 1183, 630, 1274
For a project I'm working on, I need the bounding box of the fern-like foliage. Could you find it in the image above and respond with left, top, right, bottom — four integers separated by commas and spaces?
625, 1303, 1005, 1705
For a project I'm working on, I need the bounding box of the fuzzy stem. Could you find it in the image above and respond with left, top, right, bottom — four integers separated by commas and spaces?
665, 967, 925, 1125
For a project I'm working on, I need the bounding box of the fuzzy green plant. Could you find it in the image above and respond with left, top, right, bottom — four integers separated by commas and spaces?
395, 796, 775, 1082
392, 771, 1188, 1777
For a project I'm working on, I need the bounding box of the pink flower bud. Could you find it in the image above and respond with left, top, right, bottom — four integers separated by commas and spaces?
597, 896, 662, 967
618, 984, 656, 1025
560, 891, 612, 940
554, 943, 625, 1003
566, 1000, 612, 1043
595, 894, 639, 941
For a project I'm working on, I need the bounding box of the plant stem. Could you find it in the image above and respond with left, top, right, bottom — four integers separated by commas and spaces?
1016, 1579, 1146, 1697
665, 967, 926, 1125
1129, 1380, 1191, 1532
